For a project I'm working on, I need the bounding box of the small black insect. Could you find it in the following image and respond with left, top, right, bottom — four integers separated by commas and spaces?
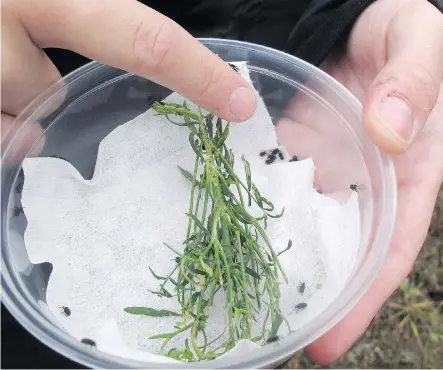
228, 63, 239, 72
265, 155, 276, 165
81, 338, 96, 347
266, 335, 280, 344
12, 206, 24, 216
294, 302, 307, 312
271, 148, 280, 155
60, 306, 71, 316
298, 281, 306, 295
259, 150, 267, 157
174, 256, 182, 264
289, 155, 299, 162
350, 183, 365, 192
278, 151, 284, 160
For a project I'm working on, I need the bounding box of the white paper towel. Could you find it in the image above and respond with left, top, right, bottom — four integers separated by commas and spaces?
21, 62, 360, 362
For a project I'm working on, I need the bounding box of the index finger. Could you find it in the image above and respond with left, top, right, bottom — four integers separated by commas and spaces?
9, 0, 256, 122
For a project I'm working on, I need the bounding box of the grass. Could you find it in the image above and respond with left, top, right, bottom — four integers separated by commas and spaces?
282, 185, 443, 369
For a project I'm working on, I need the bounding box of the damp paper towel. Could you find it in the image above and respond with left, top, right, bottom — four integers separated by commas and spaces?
21, 62, 360, 363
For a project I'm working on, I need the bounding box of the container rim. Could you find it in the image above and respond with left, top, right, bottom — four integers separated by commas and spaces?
1, 38, 397, 369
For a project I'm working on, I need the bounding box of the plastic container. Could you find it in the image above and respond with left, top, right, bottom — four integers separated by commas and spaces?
1, 39, 397, 368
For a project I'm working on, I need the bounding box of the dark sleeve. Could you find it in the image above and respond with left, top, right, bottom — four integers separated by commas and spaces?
286, 0, 443, 67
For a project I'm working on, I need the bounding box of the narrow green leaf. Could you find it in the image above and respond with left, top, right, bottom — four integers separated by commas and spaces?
168, 277, 178, 286
177, 166, 198, 185
245, 267, 261, 279
184, 339, 193, 359
148, 289, 161, 296
219, 179, 233, 199
260, 196, 275, 212
268, 206, 285, 219
242, 155, 252, 206
189, 132, 204, 159
252, 184, 263, 208
182, 102, 198, 131
190, 292, 201, 307
149, 266, 167, 280
205, 114, 214, 139
223, 244, 236, 259
165, 115, 192, 126
182, 233, 197, 245
160, 288, 173, 297
188, 264, 207, 276
163, 243, 183, 257
167, 348, 184, 360
149, 333, 174, 340
277, 239, 292, 257
216, 123, 230, 147
224, 148, 231, 164
194, 268, 207, 276
229, 149, 235, 166
215, 117, 223, 138
124, 307, 180, 317
186, 213, 211, 238
148, 288, 173, 298
269, 312, 284, 337
199, 256, 213, 277
232, 204, 252, 224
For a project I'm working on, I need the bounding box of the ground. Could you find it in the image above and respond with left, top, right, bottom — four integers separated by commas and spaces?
283, 185, 443, 369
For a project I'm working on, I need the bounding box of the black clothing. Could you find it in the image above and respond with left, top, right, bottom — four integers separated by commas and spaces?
44, 0, 443, 76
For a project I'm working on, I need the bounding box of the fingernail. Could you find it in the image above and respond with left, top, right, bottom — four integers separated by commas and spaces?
377, 96, 414, 142
229, 87, 256, 120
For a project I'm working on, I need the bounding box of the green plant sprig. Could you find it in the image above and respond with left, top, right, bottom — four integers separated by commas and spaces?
125, 101, 292, 361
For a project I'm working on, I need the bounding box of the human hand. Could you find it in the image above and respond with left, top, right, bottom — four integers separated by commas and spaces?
1, 0, 257, 155
285, 0, 443, 364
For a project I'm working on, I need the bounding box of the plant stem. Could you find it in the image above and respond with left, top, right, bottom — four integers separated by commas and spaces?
126, 101, 292, 361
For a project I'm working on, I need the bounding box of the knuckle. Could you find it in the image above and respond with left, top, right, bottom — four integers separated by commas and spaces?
131, 20, 174, 76
196, 65, 221, 99
405, 61, 440, 105
409, 62, 436, 89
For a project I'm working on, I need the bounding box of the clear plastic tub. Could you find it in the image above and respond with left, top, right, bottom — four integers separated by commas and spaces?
1, 39, 397, 368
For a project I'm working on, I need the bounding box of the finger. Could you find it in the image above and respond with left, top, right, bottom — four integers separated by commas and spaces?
363, 0, 443, 154
10, 0, 256, 122
1, 10, 61, 115
1, 113, 45, 162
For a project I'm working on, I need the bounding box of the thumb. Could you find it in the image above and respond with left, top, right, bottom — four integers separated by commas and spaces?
363, 0, 443, 154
